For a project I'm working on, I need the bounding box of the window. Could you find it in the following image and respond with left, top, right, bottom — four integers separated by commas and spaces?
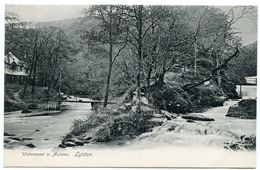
11, 62, 17, 70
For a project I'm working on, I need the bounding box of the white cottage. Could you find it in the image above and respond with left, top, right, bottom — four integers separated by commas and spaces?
4, 52, 29, 84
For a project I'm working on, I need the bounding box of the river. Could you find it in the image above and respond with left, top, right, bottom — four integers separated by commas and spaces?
4, 101, 92, 149
4, 98, 256, 150
4, 98, 256, 167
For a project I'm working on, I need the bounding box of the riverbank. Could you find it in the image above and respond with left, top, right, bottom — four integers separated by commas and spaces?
4, 84, 60, 112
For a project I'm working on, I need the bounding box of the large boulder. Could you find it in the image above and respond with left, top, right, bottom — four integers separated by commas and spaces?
181, 114, 215, 121
226, 99, 256, 119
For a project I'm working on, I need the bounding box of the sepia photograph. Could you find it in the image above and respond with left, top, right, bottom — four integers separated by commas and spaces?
3, 2, 258, 168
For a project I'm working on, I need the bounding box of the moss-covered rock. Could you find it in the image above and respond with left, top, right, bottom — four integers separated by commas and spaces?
226, 99, 256, 119
224, 135, 256, 150
181, 114, 215, 121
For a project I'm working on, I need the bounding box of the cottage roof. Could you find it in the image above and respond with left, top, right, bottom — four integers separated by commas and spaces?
5, 52, 21, 65
4, 52, 29, 76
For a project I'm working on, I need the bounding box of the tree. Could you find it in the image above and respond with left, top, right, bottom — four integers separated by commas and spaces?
124, 5, 166, 112
82, 5, 129, 108
37, 27, 73, 94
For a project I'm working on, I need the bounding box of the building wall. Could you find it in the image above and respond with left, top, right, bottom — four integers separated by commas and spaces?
236, 85, 257, 99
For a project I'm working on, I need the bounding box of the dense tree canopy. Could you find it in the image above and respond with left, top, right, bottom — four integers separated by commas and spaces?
5, 6, 257, 101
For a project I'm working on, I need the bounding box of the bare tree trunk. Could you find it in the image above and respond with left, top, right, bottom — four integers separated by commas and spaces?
22, 58, 34, 97
194, 38, 198, 77
103, 62, 112, 108
157, 73, 165, 87
216, 56, 221, 85
136, 5, 143, 113
31, 56, 38, 94
103, 7, 113, 108
103, 40, 113, 108
146, 67, 152, 98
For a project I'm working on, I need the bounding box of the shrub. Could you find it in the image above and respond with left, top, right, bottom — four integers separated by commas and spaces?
67, 106, 157, 143
70, 113, 111, 136
220, 81, 239, 99
28, 103, 38, 109
94, 124, 111, 142
4, 100, 25, 112
149, 84, 192, 113
187, 85, 225, 110
110, 110, 154, 139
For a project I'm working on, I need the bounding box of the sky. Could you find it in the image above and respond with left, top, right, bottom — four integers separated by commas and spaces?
5, 5, 257, 45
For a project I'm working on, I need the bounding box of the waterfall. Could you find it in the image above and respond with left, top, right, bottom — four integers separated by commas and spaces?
236, 85, 257, 99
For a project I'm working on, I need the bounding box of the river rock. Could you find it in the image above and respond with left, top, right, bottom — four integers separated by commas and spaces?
168, 125, 177, 131
186, 119, 195, 123
181, 114, 215, 121
9, 137, 21, 141
4, 132, 15, 136
67, 138, 84, 146
63, 141, 77, 147
22, 137, 33, 141
25, 143, 36, 148
58, 144, 66, 148
4, 138, 12, 143
226, 99, 256, 119
83, 136, 92, 142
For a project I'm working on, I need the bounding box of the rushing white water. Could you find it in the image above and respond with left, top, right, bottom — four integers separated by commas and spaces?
124, 100, 256, 150
236, 85, 257, 99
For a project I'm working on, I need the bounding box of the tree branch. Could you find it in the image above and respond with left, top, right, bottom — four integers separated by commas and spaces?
182, 47, 240, 90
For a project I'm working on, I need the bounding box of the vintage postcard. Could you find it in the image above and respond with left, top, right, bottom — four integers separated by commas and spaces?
3, 2, 257, 168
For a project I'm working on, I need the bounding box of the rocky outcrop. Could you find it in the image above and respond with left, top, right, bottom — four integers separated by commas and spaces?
4, 132, 36, 149
226, 99, 256, 119
224, 135, 256, 151
181, 114, 215, 121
